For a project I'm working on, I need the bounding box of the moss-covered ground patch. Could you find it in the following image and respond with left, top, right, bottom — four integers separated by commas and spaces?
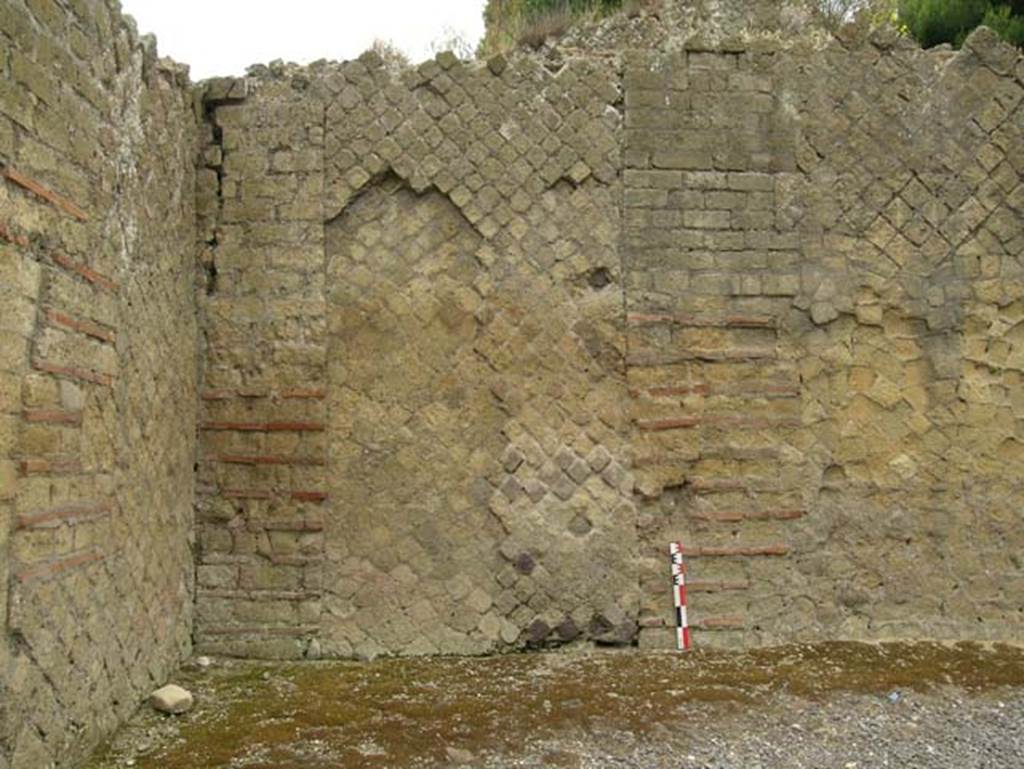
85, 642, 1024, 769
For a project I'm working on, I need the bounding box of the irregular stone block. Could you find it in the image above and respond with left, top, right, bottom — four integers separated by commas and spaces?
149, 685, 194, 715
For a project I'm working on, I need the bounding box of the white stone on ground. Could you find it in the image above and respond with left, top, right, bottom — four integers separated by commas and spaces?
149, 684, 194, 715
445, 746, 475, 764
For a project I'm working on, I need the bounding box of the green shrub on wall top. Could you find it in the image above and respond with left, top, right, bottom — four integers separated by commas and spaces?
481, 0, 625, 55
982, 4, 1024, 45
897, 0, 1024, 47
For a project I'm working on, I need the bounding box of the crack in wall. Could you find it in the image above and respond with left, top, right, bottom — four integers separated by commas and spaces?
198, 87, 247, 296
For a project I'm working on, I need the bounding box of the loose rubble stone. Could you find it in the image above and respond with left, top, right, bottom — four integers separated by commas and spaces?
148, 685, 194, 715
445, 746, 476, 764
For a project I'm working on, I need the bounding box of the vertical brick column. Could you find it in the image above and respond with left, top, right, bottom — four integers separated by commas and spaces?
194, 78, 327, 658
623, 46, 807, 648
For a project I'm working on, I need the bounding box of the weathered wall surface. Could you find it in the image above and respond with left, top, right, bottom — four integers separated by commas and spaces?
1, 0, 1023, 764
320, 56, 631, 657
625, 29, 1024, 647
622, 43, 807, 646
193, 74, 329, 659
193, 24, 1023, 660
193, 52, 637, 659
0, 1, 198, 767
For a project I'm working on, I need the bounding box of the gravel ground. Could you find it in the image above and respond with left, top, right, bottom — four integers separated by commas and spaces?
505, 690, 1024, 769
85, 642, 1024, 769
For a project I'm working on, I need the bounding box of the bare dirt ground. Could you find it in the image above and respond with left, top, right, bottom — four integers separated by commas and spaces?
84, 642, 1024, 769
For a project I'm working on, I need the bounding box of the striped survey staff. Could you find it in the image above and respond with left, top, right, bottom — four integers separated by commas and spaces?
669, 541, 691, 651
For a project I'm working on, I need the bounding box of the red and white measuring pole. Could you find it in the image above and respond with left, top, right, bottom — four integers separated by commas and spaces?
669, 541, 691, 651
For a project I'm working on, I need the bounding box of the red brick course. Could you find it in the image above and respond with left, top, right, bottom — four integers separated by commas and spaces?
23, 409, 83, 425
2, 166, 89, 222
50, 252, 118, 292
17, 500, 113, 529
201, 421, 325, 432
46, 309, 116, 343
15, 549, 105, 583
33, 358, 114, 386
682, 544, 790, 557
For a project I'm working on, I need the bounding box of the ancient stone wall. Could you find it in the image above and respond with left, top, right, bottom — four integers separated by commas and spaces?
1, 0, 1023, 765
193, 52, 637, 659
625, 29, 1024, 647
192, 24, 1024, 660
0, 1, 198, 767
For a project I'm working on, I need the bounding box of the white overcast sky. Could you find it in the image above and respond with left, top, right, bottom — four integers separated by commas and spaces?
120, 0, 488, 80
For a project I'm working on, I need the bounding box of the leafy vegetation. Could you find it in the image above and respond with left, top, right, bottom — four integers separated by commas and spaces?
368, 39, 411, 71
806, 0, 1023, 46
897, 0, 1024, 47
980, 2, 1024, 45
480, 0, 626, 55
428, 26, 478, 60
804, 0, 902, 31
